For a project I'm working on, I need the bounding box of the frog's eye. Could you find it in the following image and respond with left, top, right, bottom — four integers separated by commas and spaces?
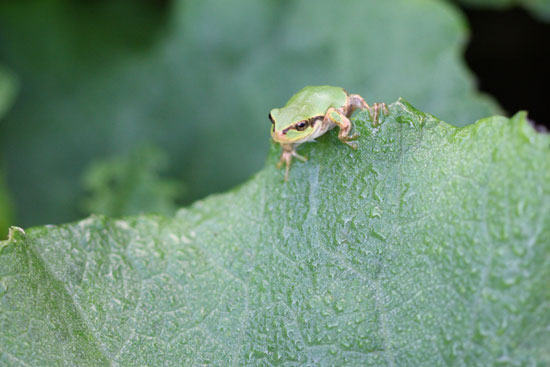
295, 121, 308, 131
268, 113, 274, 124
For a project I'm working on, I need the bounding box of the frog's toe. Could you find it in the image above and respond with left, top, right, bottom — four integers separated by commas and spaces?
277, 150, 292, 169
348, 132, 360, 140
341, 132, 359, 142
292, 151, 308, 162
369, 102, 390, 126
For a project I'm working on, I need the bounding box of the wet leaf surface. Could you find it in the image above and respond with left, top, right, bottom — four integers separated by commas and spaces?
2, 100, 548, 366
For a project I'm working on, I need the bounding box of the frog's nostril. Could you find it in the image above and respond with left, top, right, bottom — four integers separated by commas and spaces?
273, 130, 286, 141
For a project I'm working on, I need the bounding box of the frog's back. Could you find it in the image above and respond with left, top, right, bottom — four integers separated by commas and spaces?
281, 85, 347, 121
286, 85, 347, 113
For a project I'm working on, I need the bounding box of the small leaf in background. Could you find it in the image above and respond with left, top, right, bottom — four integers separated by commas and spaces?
1, 101, 548, 365
80, 145, 185, 218
0, 0, 499, 229
0, 65, 17, 238
0, 66, 17, 117
0, 170, 13, 239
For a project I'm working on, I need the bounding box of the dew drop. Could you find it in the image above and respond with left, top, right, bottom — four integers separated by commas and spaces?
512, 244, 526, 257
503, 275, 519, 287
369, 206, 382, 218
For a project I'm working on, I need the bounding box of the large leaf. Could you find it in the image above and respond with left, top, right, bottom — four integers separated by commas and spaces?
0, 0, 499, 228
1, 100, 548, 366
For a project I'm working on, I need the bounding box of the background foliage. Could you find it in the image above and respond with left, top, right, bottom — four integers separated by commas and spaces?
459, 0, 550, 20
0, 0, 502, 233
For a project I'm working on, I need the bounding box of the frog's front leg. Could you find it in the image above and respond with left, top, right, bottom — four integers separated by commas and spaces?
325, 108, 359, 150
277, 144, 307, 181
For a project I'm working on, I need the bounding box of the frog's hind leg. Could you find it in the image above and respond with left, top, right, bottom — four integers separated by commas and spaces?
368, 102, 390, 126
325, 107, 359, 150
347, 94, 388, 126
347, 94, 369, 113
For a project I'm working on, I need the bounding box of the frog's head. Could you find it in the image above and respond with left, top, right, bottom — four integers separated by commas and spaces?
269, 108, 321, 144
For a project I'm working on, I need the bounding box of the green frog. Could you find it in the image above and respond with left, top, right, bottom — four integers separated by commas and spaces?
269, 85, 387, 180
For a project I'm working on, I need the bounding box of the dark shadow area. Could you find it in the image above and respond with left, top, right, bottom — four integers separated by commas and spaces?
460, 6, 550, 128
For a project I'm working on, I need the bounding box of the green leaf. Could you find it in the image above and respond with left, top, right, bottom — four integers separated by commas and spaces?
80, 145, 185, 218
0, 0, 499, 228
2, 101, 548, 366
0, 170, 13, 239
0, 66, 17, 238
0, 66, 17, 118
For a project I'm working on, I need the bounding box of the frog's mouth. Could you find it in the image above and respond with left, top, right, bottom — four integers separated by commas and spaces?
271, 129, 288, 143
272, 116, 326, 144
272, 129, 310, 144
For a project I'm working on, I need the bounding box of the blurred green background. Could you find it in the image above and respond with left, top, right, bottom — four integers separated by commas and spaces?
1, 0, 547, 237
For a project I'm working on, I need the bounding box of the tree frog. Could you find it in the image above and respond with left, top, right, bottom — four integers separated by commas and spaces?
269, 85, 388, 181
